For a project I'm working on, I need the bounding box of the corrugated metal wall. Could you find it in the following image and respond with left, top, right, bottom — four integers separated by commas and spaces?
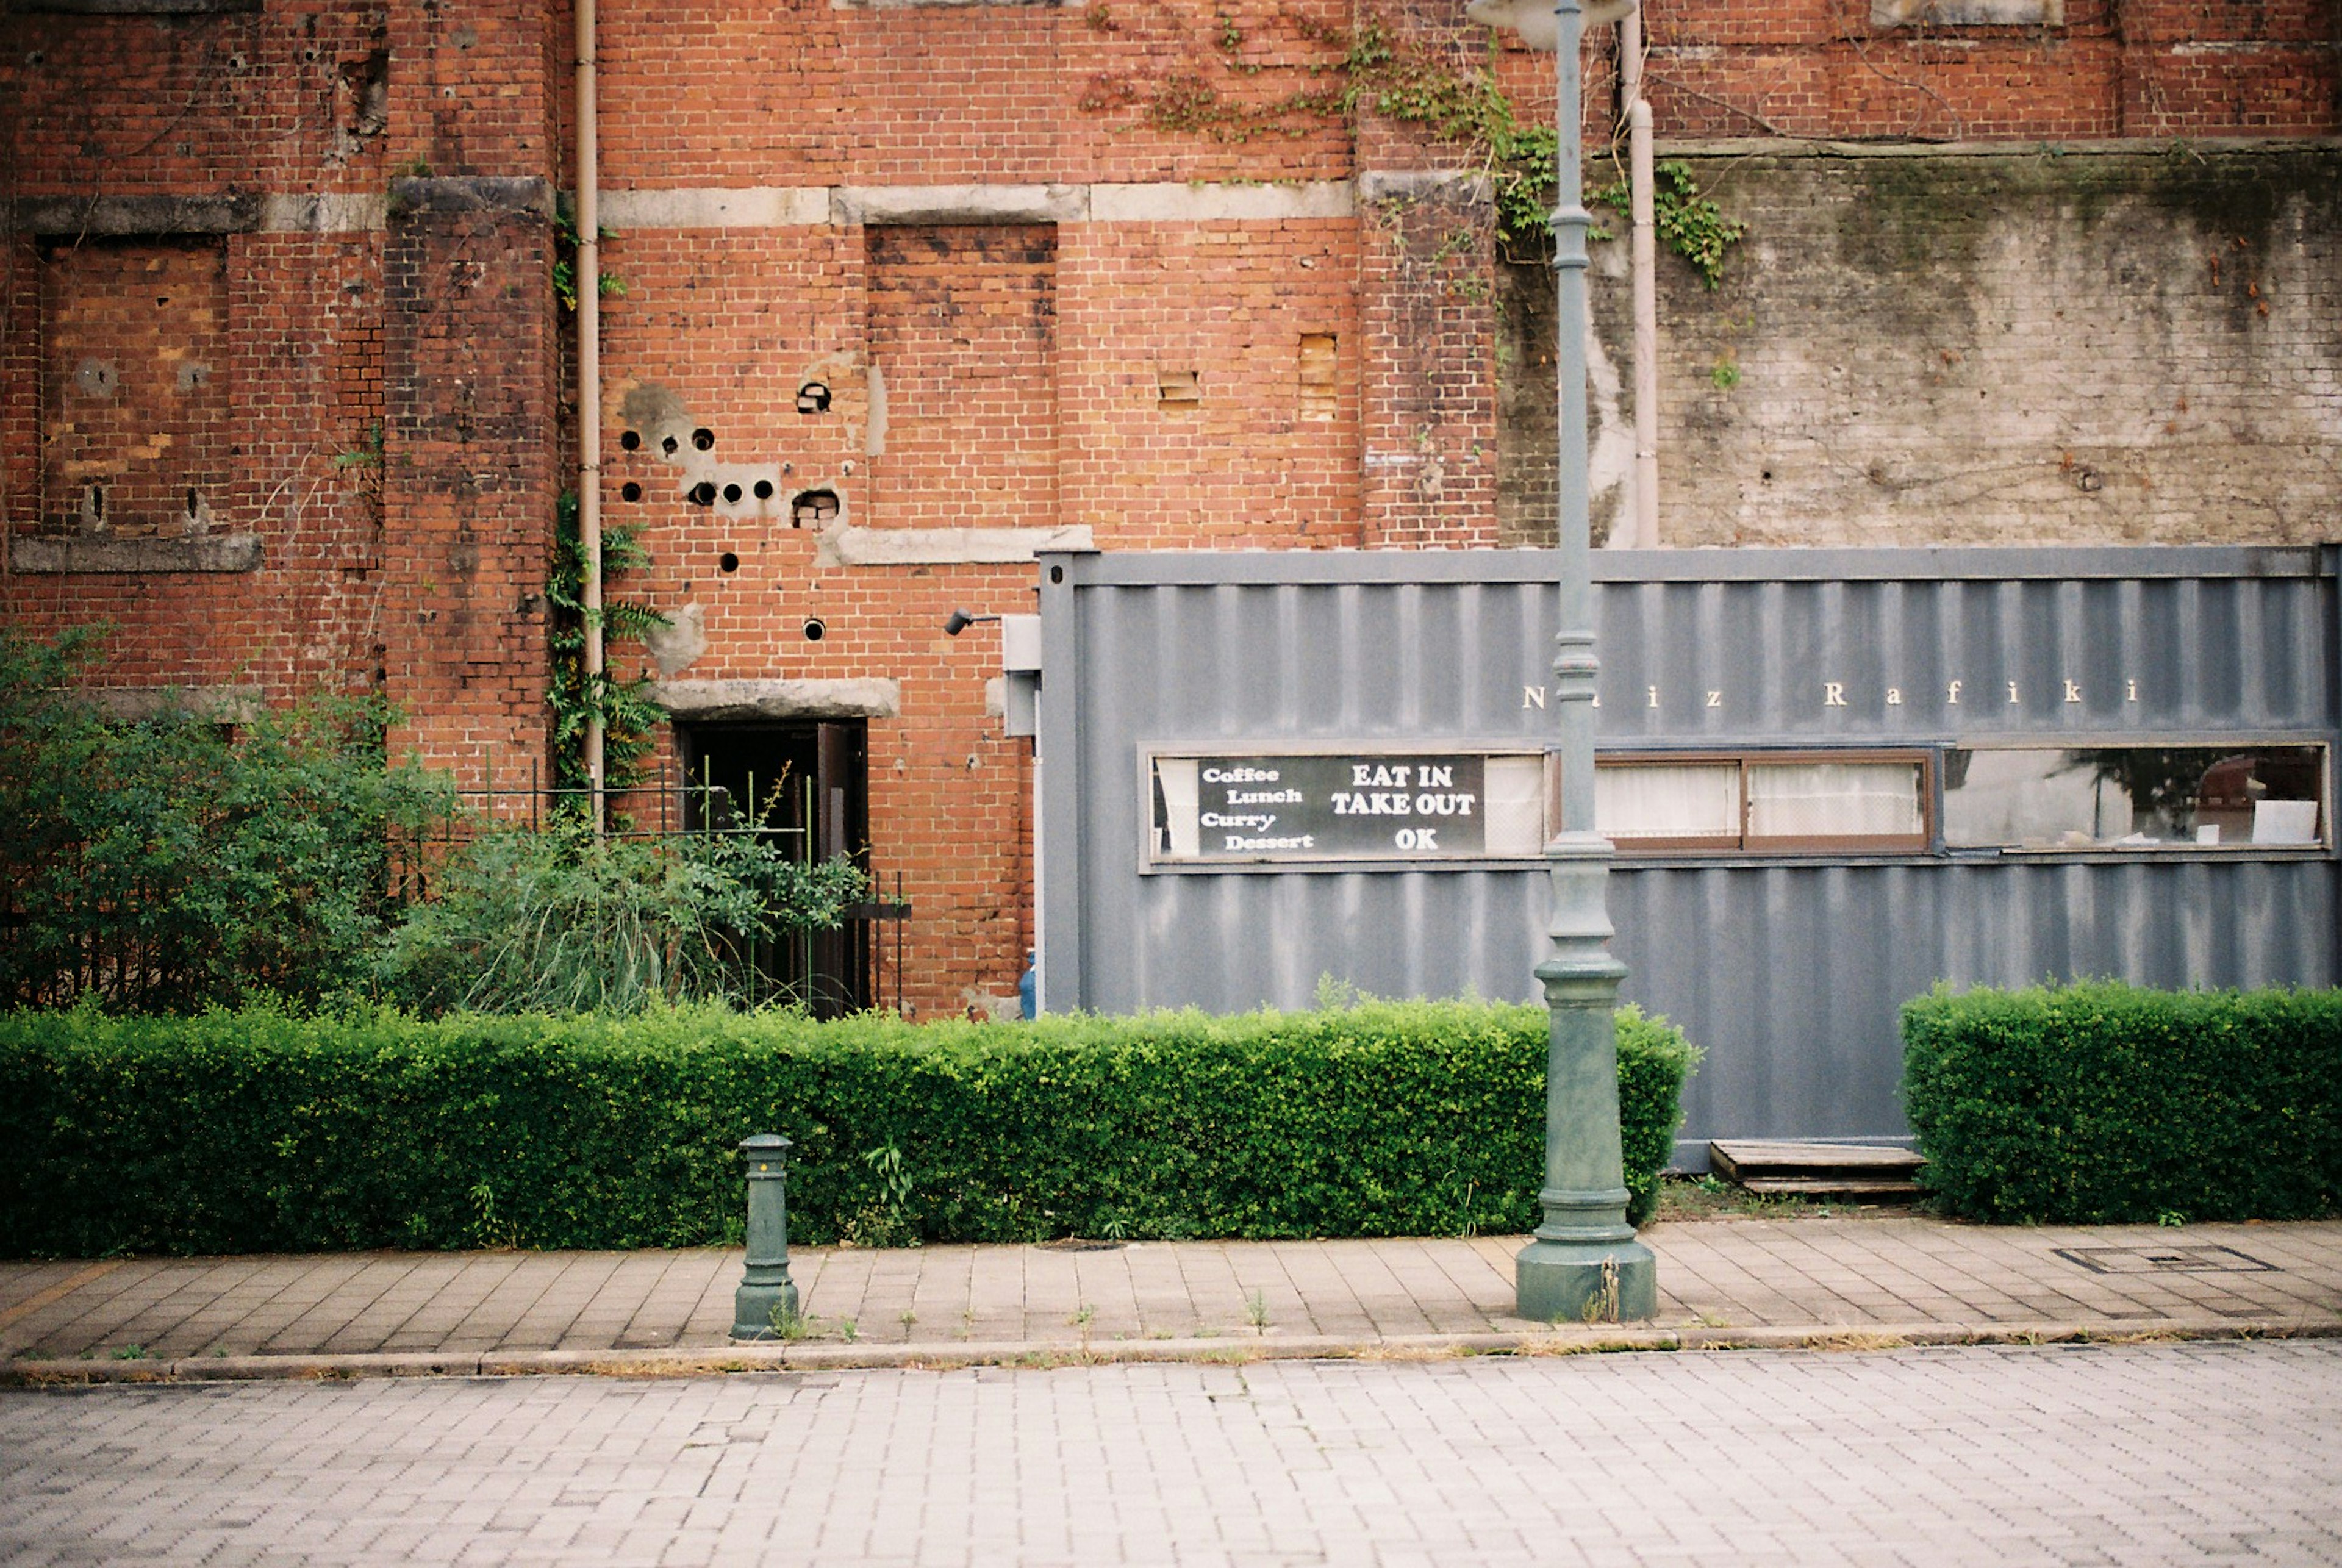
1036, 548, 2339, 1161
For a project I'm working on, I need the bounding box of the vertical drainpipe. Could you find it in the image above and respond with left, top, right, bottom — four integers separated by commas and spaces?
575, 0, 606, 831
1622, 11, 1660, 548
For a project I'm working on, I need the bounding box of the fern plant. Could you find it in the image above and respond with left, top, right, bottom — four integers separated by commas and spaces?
548, 493, 669, 792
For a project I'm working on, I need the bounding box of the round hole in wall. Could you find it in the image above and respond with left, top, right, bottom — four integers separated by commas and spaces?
720, 551, 740, 574
753, 479, 775, 501
722, 482, 742, 504
661, 434, 679, 456
620, 481, 642, 502
692, 428, 715, 451
803, 618, 827, 642
796, 381, 831, 415
1050, 565, 1065, 585
689, 481, 717, 506
620, 430, 640, 451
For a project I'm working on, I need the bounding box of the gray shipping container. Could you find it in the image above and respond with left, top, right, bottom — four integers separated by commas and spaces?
1033, 546, 2340, 1167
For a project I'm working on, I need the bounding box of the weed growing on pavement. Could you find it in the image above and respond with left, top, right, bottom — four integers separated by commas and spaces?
1068, 1304, 1096, 1330
836, 1317, 858, 1344
898, 1310, 917, 1332
1578, 1259, 1622, 1325
107, 1344, 149, 1361
1244, 1291, 1272, 1333
768, 1302, 812, 1342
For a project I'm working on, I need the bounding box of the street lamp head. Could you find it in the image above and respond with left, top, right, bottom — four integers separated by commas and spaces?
1464, 0, 1636, 49
944, 609, 1001, 637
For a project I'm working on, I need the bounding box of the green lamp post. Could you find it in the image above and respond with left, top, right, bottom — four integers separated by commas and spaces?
1467, 0, 1658, 1322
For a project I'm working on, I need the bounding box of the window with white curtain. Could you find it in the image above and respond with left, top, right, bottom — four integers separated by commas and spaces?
1593, 752, 1931, 852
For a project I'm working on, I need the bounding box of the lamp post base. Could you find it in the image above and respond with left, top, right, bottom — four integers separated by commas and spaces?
729, 1276, 800, 1341
1516, 1236, 1658, 1324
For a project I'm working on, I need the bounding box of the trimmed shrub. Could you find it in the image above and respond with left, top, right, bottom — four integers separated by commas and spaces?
0, 1000, 1696, 1257
1902, 981, 2342, 1224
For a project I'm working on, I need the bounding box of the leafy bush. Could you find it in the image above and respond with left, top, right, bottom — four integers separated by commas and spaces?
1902, 981, 2342, 1223
0, 629, 449, 1012
0, 1000, 1697, 1257
373, 822, 867, 1016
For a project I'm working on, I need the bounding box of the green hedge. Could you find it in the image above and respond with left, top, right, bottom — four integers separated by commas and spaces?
0, 1000, 1696, 1257
1902, 981, 2342, 1224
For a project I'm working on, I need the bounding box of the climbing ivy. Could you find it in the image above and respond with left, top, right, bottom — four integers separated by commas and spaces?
1589, 160, 1746, 288
548, 493, 668, 792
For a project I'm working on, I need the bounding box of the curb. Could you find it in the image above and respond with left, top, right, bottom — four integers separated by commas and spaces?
7, 1317, 2338, 1387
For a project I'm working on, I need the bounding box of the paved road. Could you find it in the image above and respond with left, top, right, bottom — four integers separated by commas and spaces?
5, 1342, 2338, 1566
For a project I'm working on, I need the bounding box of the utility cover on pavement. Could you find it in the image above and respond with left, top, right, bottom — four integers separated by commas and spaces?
2055, 1245, 2277, 1274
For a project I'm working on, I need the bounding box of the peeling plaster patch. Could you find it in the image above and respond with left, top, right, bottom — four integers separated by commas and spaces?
1585, 312, 1633, 548
73, 359, 118, 398
645, 601, 707, 677
865, 363, 887, 456
259, 193, 389, 233
175, 360, 212, 393
88, 685, 265, 725
815, 524, 1094, 568
651, 678, 903, 721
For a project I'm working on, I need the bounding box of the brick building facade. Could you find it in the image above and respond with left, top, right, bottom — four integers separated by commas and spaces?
2, 0, 2335, 1016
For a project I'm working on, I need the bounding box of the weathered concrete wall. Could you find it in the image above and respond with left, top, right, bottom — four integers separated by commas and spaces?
1503, 142, 2342, 546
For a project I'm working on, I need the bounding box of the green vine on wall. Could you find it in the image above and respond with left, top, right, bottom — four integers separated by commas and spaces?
1077, 10, 1743, 281
548, 493, 668, 792
1590, 161, 1745, 288
551, 213, 628, 313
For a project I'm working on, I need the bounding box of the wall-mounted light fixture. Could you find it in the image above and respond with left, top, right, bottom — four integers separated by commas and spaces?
943, 609, 1001, 637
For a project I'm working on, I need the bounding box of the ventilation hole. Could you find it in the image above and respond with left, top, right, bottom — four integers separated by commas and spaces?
797, 381, 831, 415
185, 488, 199, 517
1760, 470, 1774, 482
692, 428, 714, 451
661, 434, 679, 456
620, 430, 640, 451
722, 483, 742, 504
689, 481, 717, 506
803, 618, 827, 642
620, 482, 642, 502
719, 551, 740, 574
753, 479, 775, 501
790, 489, 840, 529
88, 484, 104, 521
1157, 369, 1201, 409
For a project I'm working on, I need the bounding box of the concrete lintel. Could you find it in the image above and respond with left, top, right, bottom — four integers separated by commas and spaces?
259, 193, 389, 234
599, 187, 831, 230
1872, 0, 2061, 24
1088, 181, 1354, 223
816, 524, 1095, 568
87, 684, 267, 725
839, 184, 1089, 226
15, 0, 259, 11
1648, 136, 2342, 160
389, 177, 554, 220
9, 534, 263, 574
1358, 170, 1494, 204
5, 193, 259, 238
651, 678, 903, 721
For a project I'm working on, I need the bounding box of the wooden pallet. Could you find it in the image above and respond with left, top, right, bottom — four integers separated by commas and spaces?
1708, 1140, 1925, 1200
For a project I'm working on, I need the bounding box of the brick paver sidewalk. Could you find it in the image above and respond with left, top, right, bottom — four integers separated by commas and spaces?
5, 1215, 2337, 1380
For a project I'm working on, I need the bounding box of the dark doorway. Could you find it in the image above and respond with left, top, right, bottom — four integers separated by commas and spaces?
676, 720, 872, 1016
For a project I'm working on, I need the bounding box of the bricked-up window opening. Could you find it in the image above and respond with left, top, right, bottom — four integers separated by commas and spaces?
797, 381, 830, 414
1158, 369, 1201, 409
38, 238, 231, 538
677, 720, 875, 1018
867, 224, 1057, 530
1298, 334, 1337, 421
792, 489, 839, 529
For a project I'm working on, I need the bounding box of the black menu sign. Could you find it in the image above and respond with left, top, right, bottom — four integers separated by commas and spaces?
1154, 753, 1492, 861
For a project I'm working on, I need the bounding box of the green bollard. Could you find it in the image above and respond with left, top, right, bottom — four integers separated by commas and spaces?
730, 1133, 800, 1341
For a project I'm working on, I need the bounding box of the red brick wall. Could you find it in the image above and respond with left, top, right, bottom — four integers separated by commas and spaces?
2, 0, 2331, 1020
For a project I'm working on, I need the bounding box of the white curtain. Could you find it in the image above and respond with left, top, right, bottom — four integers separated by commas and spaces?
1747, 762, 1922, 839
1597, 764, 1741, 840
